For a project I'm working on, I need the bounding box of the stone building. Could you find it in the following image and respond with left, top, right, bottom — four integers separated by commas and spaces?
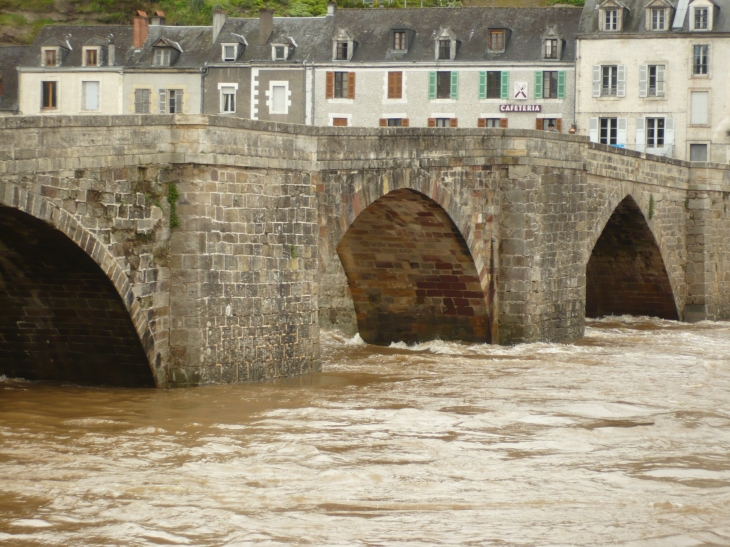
16, 26, 133, 116
314, 5, 581, 130
576, 0, 730, 162
0, 46, 27, 116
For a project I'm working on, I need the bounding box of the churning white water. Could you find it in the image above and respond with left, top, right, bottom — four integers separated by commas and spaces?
1, 317, 729, 546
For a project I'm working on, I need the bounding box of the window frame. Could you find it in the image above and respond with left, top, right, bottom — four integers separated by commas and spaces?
489, 30, 505, 52
438, 39, 451, 60
42, 48, 58, 67
335, 41, 348, 61
542, 71, 558, 98
387, 71, 403, 99
273, 45, 287, 61
219, 84, 237, 114
222, 44, 238, 62
602, 65, 618, 96
81, 80, 100, 111
153, 48, 171, 66
486, 71, 501, 99
435, 118, 450, 128
134, 88, 151, 114
693, 7, 709, 30
41, 80, 57, 110
646, 117, 665, 148
599, 117, 618, 145
436, 71, 451, 99
544, 39, 558, 59
393, 31, 406, 51
647, 65, 665, 96
482, 118, 501, 128
604, 9, 618, 31
693, 44, 709, 75
83, 47, 100, 67
651, 8, 666, 30
334, 71, 349, 99
689, 143, 708, 162
269, 82, 289, 115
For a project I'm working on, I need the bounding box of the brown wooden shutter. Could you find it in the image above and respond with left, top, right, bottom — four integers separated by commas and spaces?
388, 71, 402, 99
556, 118, 562, 132
387, 72, 395, 99
500, 118, 508, 128
478, 118, 486, 128
379, 118, 387, 127
326, 72, 334, 99
450, 118, 458, 128
333, 117, 348, 127
401, 118, 409, 127
348, 72, 356, 99
428, 118, 436, 127
536, 118, 543, 130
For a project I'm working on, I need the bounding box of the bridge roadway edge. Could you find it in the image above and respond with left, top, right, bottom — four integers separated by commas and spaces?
1, 115, 729, 387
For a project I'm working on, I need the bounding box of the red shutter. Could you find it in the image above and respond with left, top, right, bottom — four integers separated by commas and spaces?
428, 118, 436, 127
326, 72, 334, 99
500, 118, 508, 128
401, 118, 409, 127
450, 118, 458, 128
348, 72, 356, 99
556, 119, 562, 132
478, 118, 486, 128
379, 118, 387, 127
536, 118, 543, 130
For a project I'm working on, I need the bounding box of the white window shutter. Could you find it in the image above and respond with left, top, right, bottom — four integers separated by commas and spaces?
617, 118, 628, 147
159, 89, 166, 114
665, 118, 675, 145
639, 65, 647, 97
589, 117, 599, 142
617, 65, 626, 97
656, 65, 665, 96
592, 65, 601, 97
175, 90, 183, 113
635, 117, 645, 152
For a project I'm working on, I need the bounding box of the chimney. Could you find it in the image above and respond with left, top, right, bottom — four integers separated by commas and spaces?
133, 10, 148, 49
107, 34, 115, 66
150, 10, 166, 26
259, 9, 273, 46
213, 10, 227, 43
327, 1, 336, 16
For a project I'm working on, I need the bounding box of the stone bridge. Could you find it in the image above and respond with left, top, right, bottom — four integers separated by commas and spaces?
1, 115, 729, 388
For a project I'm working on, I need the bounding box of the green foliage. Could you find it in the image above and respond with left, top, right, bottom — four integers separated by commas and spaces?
547, 0, 584, 5
648, 194, 654, 220
290, 245, 297, 258
167, 182, 180, 229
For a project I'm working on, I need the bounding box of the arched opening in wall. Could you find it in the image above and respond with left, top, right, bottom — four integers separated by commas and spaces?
586, 196, 678, 320
0, 207, 155, 387
335, 189, 490, 346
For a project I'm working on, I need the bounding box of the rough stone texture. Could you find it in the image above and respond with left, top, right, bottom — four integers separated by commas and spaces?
318, 253, 358, 335
1, 115, 730, 387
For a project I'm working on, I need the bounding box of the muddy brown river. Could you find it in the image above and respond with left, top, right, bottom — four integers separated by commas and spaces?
1, 317, 729, 546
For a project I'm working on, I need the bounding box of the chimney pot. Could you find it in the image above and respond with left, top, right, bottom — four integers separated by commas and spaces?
213, 10, 227, 43
327, 1, 336, 16
259, 9, 274, 46
150, 10, 166, 26
133, 11, 149, 49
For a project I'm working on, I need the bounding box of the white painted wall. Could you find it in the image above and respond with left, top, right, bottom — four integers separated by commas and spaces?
18, 70, 123, 115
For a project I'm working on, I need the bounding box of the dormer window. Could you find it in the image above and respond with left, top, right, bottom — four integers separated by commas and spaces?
42, 48, 58, 67
605, 9, 618, 30
274, 45, 286, 60
83, 47, 100, 67
488, 30, 505, 51
222, 44, 238, 61
434, 27, 457, 61
393, 31, 406, 50
332, 29, 355, 61
694, 7, 708, 29
438, 39, 450, 59
336, 41, 348, 60
544, 39, 558, 59
154, 49, 171, 66
599, 0, 628, 32
651, 8, 666, 29
645, 0, 672, 31
689, 0, 715, 31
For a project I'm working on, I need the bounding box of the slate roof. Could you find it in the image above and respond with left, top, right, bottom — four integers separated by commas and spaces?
330, 7, 581, 63
127, 25, 214, 69
213, 16, 334, 63
578, 0, 730, 34
0, 46, 28, 112
20, 25, 134, 67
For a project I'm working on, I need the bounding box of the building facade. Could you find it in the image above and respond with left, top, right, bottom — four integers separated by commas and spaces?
576, 0, 730, 162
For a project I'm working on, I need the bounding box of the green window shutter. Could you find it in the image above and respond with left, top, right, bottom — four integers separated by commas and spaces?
557, 71, 566, 99
450, 71, 459, 99
500, 71, 509, 99
534, 71, 543, 99
479, 71, 487, 100
428, 72, 436, 100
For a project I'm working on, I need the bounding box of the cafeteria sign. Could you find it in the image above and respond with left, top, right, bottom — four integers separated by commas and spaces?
500, 104, 543, 112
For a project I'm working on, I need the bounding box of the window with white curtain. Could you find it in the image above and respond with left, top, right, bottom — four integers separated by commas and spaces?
221, 86, 236, 113
271, 85, 286, 114
82, 81, 99, 111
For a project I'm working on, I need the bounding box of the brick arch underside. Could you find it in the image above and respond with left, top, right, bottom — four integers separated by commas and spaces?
586, 196, 678, 320
336, 189, 490, 345
0, 207, 155, 387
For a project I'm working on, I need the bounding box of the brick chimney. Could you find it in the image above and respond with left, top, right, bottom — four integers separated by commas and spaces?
213, 10, 227, 43
133, 10, 148, 49
259, 9, 273, 46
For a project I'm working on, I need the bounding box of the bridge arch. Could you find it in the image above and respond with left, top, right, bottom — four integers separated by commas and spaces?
0, 191, 159, 387
585, 194, 679, 320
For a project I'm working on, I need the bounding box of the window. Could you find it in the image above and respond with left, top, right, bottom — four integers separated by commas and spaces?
393, 31, 406, 50
387, 118, 402, 127
646, 117, 665, 148
542, 71, 558, 98
85, 49, 98, 67
694, 7, 708, 29
223, 44, 237, 61
604, 9, 618, 30
387, 71, 402, 99
643, 64, 665, 96
486, 71, 501, 99
134, 89, 150, 114
544, 39, 558, 59
690, 144, 708, 161
332, 117, 348, 127
436, 71, 451, 99
600, 117, 618, 144
271, 85, 286, 114
41, 81, 57, 109
336, 41, 348, 60
81, 81, 99, 111
602, 65, 618, 96
334, 72, 349, 98
159, 89, 182, 114
274, 46, 286, 60
543, 118, 559, 131
691, 91, 709, 125
44, 49, 57, 67
221, 86, 236, 113
693, 45, 709, 75
651, 8, 666, 30
438, 40, 450, 60
489, 30, 504, 51
482, 118, 500, 127
154, 49, 171, 66
435, 118, 450, 127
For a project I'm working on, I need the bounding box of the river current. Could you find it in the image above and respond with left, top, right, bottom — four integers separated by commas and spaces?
1, 316, 729, 546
